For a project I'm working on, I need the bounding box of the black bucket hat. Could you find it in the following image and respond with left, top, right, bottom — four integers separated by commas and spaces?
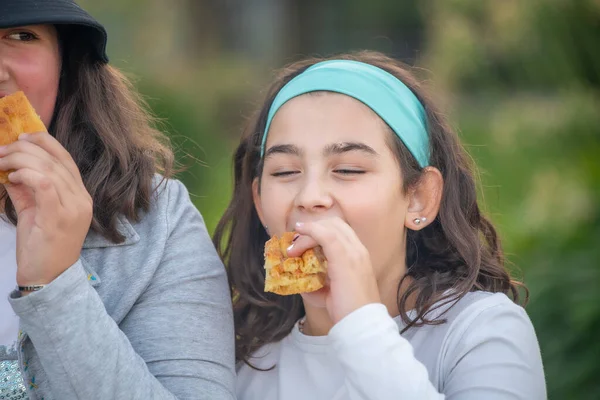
0, 0, 108, 63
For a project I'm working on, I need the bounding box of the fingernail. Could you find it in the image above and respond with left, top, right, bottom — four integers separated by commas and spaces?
0, 145, 5, 152
295, 222, 304, 229
287, 244, 294, 252
18, 133, 29, 140
292, 233, 299, 242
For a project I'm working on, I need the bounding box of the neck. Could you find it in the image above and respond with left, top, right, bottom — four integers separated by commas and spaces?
378, 248, 416, 317
379, 273, 408, 318
302, 303, 333, 336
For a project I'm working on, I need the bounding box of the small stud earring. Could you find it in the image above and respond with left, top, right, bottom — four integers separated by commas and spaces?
413, 218, 421, 225
263, 225, 269, 233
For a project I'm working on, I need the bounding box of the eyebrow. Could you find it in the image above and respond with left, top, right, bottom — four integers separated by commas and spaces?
264, 144, 303, 159
264, 141, 378, 159
323, 142, 378, 157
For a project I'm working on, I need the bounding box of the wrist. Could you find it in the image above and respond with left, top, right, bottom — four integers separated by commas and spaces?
17, 262, 72, 288
17, 276, 54, 287
16, 284, 47, 297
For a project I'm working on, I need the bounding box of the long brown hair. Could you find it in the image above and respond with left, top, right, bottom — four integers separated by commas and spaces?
1, 25, 174, 243
213, 50, 527, 365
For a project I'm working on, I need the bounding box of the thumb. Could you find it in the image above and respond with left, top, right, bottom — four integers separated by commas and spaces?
300, 286, 329, 308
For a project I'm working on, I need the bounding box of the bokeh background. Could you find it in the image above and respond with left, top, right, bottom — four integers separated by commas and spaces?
79, 0, 599, 398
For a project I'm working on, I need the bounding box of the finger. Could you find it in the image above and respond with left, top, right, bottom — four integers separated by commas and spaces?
326, 218, 361, 246
321, 219, 372, 262
7, 169, 61, 216
295, 218, 361, 254
294, 220, 350, 261
3, 181, 35, 213
286, 234, 319, 257
287, 222, 355, 257
296, 219, 371, 278
18, 132, 83, 186
0, 151, 75, 204
0, 139, 80, 192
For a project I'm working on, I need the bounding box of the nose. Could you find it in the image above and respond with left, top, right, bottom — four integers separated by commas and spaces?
294, 172, 334, 213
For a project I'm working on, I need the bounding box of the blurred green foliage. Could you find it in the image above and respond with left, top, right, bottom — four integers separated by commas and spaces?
423, 2, 600, 398
80, 0, 599, 398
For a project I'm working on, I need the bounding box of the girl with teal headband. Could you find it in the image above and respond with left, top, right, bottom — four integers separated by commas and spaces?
214, 51, 546, 399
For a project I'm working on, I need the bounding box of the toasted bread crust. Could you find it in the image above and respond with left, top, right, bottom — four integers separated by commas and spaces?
264, 273, 326, 296
263, 232, 328, 295
0, 92, 46, 183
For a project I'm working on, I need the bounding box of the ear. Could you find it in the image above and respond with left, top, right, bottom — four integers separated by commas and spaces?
252, 178, 267, 229
405, 167, 444, 231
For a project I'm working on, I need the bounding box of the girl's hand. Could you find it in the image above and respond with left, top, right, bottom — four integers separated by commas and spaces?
287, 218, 381, 324
0, 132, 92, 287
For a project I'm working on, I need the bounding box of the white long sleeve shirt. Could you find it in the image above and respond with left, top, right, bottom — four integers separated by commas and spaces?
236, 291, 546, 400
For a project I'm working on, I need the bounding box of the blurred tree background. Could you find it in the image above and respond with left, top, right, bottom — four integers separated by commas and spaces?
79, 0, 599, 398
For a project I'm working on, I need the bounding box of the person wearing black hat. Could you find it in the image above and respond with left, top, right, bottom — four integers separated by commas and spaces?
0, 1, 235, 399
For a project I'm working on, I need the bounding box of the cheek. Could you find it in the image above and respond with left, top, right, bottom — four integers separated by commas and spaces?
342, 182, 408, 271
258, 183, 295, 231
15, 51, 60, 127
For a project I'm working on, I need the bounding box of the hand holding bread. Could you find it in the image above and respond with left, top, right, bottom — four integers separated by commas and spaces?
0, 92, 92, 289
0, 91, 46, 183
265, 218, 381, 324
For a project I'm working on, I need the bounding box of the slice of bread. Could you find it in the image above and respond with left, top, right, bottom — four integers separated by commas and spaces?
264, 232, 328, 295
0, 91, 46, 183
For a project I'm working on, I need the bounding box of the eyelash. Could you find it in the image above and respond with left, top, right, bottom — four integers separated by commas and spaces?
335, 169, 365, 175
271, 171, 298, 177
270, 169, 365, 177
7, 32, 38, 42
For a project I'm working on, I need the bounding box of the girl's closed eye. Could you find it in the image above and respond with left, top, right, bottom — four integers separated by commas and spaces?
271, 170, 300, 177
332, 160, 370, 176
333, 168, 366, 175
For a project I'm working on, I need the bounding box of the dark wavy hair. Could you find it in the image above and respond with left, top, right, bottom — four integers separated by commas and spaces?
1, 25, 174, 243
213, 50, 527, 365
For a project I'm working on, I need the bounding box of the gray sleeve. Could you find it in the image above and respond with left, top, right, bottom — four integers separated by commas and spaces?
443, 302, 547, 400
9, 180, 236, 399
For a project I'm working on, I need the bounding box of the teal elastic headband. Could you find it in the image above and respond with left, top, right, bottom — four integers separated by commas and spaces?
260, 59, 430, 168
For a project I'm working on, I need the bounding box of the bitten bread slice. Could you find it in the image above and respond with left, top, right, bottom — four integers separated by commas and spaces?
264, 232, 328, 295
0, 91, 46, 183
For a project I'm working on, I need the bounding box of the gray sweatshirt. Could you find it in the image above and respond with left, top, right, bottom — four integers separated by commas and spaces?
8, 178, 235, 399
